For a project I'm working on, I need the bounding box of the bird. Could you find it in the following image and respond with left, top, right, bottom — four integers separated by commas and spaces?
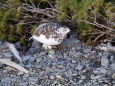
29, 22, 70, 49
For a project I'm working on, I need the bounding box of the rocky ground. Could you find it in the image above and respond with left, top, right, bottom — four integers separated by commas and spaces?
0, 37, 115, 86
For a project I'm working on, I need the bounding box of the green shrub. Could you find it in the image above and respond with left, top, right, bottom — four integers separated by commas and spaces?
0, 0, 114, 45
0, 0, 32, 45
56, 0, 115, 44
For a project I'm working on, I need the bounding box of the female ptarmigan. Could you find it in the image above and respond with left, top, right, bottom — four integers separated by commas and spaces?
30, 22, 70, 49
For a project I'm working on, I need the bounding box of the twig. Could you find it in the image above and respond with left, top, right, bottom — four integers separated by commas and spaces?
76, 19, 115, 31
94, 32, 106, 42
22, 4, 56, 18
30, 0, 36, 8
0, 59, 29, 73
7, 42, 22, 62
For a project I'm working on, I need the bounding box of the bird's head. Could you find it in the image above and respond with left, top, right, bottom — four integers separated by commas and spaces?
59, 27, 70, 35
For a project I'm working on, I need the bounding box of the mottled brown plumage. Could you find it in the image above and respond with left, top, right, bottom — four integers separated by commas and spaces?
31, 22, 70, 49
33, 23, 62, 39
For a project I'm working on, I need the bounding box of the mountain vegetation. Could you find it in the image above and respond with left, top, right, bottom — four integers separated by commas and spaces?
0, 0, 114, 45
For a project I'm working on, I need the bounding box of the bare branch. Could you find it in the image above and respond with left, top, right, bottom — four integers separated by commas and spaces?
0, 59, 29, 73
22, 4, 56, 18
7, 42, 22, 62
76, 19, 115, 31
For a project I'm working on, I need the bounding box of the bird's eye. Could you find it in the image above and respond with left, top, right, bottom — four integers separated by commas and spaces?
65, 29, 67, 31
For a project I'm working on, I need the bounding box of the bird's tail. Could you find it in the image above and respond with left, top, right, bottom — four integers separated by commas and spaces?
25, 36, 34, 51
29, 36, 33, 41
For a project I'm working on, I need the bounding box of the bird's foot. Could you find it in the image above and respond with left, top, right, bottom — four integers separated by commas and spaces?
42, 44, 52, 50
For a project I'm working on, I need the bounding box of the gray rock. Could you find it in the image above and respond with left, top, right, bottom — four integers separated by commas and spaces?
61, 39, 80, 46
103, 84, 109, 86
20, 82, 28, 86
107, 40, 115, 52
29, 77, 38, 85
91, 75, 101, 80
56, 84, 62, 86
25, 64, 32, 68
1, 77, 11, 84
83, 49, 91, 53
0, 41, 2, 45
81, 75, 86, 79
99, 68, 108, 74
18, 71, 24, 75
23, 55, 35, 63
101, 56, 110, 67
110, 63, 115, 71
75, 52, 83, 56
93, 68, 108, 74
69, 33, 79, 39
3, 52, 13, 58
76, 64, 83, 71
48, 54, 56, 59
36, 57, 42, 63
0, 41, 114, 86
50, 75, 55, 79
0, 64, 3, 68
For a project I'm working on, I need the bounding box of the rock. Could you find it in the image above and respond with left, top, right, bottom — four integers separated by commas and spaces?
0, 64, 3, 68
0, 40, 114, 86
18, 71, 24, 75
49, 50, 55, 54
55, 75, 64, 80
81, 75, 86, 79
48, 51, 56, 59
25, 64, 32, 68
83, 49, 91, 53
15, 42, 21, 49
91, 75, 101, 80
78, 80, 83, 84
4, 66, 14, 71
1, 77, 11, 84
107, 39, 115, 52
20, 82, 28, 86
3, 52, 13, 58
56, 84, 62, 86
96, 43, 108, 51
99, 68, 108, 74
101, 56, 110, 67
29, 77, 38, 85
50, 75, 55, 79
72, 60, 76, 63
110, 63, 115, 71
48, 54, 56, 59
0, 41, 2, 45
23, 55, 35, 63
76, 52, 83, 56
36, 57, 42, 63
76, 64, 83, 71
103, 83, 109, 86
3, 70, 7, 73
93, 68, 108, 74
69, 33, 79, 39
70, 51, 83, 57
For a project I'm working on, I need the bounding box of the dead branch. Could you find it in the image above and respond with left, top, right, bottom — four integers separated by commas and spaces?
0, 59, 29, 73
22, 4, 57, 18
76, 19, 115, 32
7, 42, 22, 62
94, 32, 106, 42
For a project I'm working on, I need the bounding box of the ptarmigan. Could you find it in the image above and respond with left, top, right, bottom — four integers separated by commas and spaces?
30, 22, 70, 49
